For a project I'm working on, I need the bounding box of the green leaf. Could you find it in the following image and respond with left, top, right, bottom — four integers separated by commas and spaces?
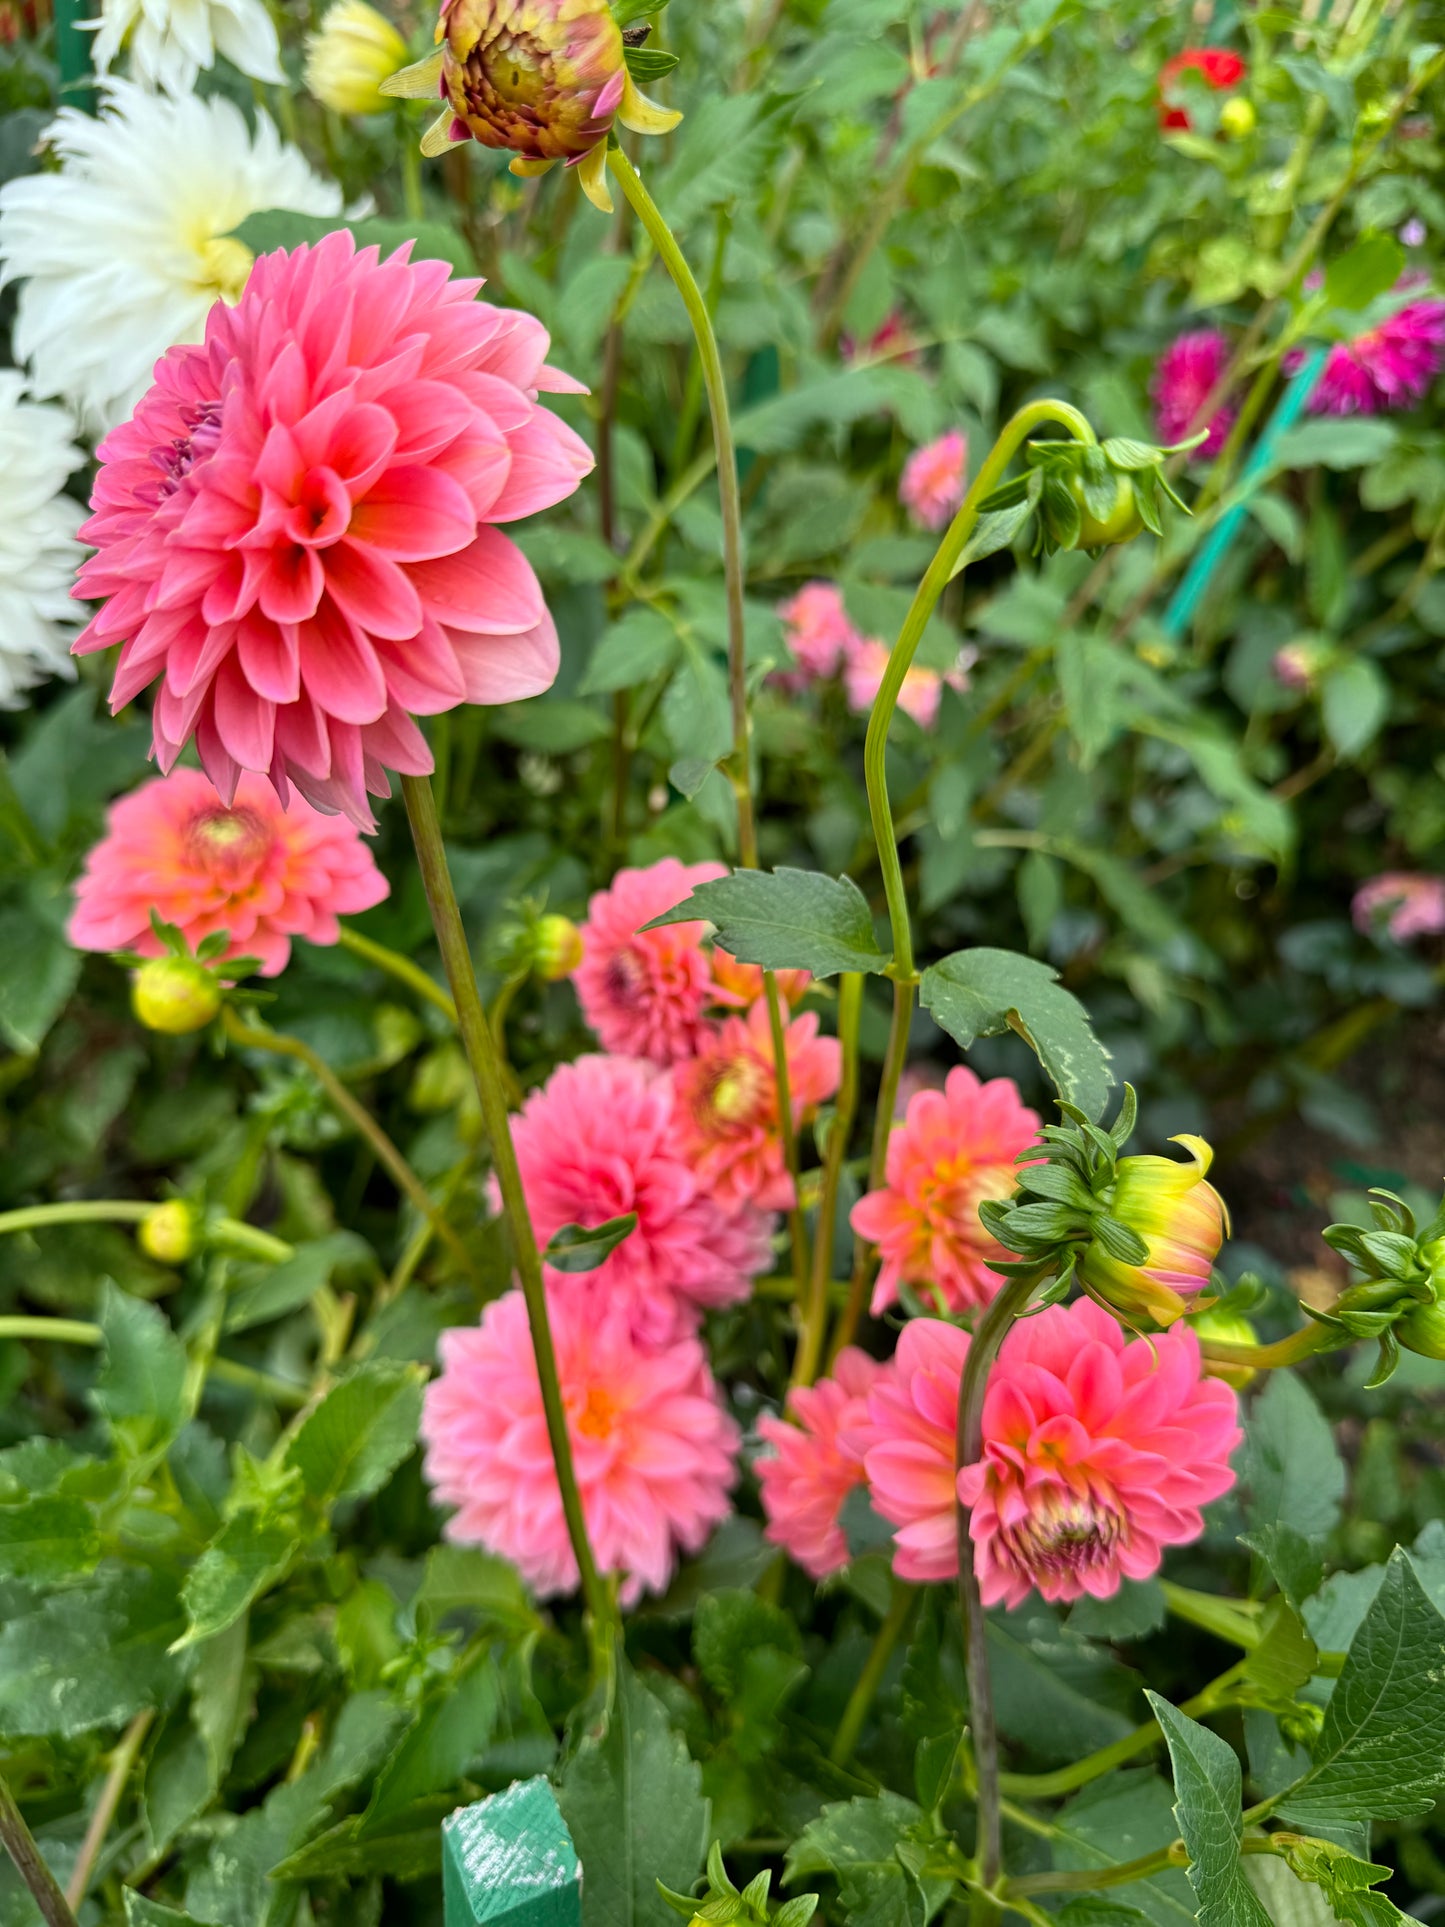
1277, 1549, 1445, 1826
1273, 418, 1399, 472
1281, 1838, 1426, 1927
1242, 1859, 1338, 1927
545, 1214, 639, 1274
612, 0, 670, 23
223, 1231, 373, 1334
1241, 1597, 1319, 1703
1320, 658, 1389, 760
580, 609, 679, 696
1050, 1772, 1198, 1923
1056, 634, 1130, 768
920, 947, 1113, 1118
229, 209, 474, 276
0, 906, 79, 1053
282, 1362, 424, 1509
0, 1495, 100, 1581
1146, 1694, 1270, 1927
93, 1282, 187, 1454
987, 1608, 1136, 1762
556, 1659, 709, 1927
1241, 1522, 1323, 1616
414, 1543, 543, 1638
124, 1895, 209, 1927
1057, 1906, 1153, 1926
1068, 1579, 1167, 1642
361, 1653, 499, 1830
784, 1793, 952, 1927
177, 1512, 296, 1649
0, 1569, 183, 1737
950, 496, 1035, 573
645, 868, 890, 977
1243, 1373, 1345, 1545
1323, 233, 1407, 311
624, 43, 679, 78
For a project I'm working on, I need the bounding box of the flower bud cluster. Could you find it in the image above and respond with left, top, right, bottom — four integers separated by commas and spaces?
660, 1845, 818, 1927
970, 434, 1197, 562
1320, 1188, 1445, 1381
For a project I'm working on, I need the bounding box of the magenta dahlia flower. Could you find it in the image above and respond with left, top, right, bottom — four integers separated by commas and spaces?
68, 766, 387, 975
571, 858, 726, 1064
1309, 292, 1445, 415
73, 230, 593, 830
421, 1287, 739, 1602
507, 1053, 773, 1346
1152, 329, 1236, 456
756, 1348, 886, 1580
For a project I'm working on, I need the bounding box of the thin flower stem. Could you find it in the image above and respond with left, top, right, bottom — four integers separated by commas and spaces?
401, 773, 613, 1636
0, 1772, 79, 1927
793, 972, 862, 1390
209, 1357, 310, 1407
1003, 1842, 1188, 1900
1160, 1582, 1264, 1647
220, 1006, 482, 1291
1200, 1326, 1335, 1371
829, 1579, 916, 1767
0, 1316, 100, 1346
0, 1201, 150, 1233
764, 973, 810, 1326
829, 974, 913, 1359
65, 1708, 153, 1910
336, 925, 458, 1023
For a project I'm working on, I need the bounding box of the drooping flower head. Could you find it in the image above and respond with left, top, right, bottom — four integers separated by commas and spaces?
843, 638, 972, 729
72, 229, 593, 830
68, 767, 389, 977
571, 858, 727, 1063
958, 1299, 1241, 1607
849, 1317, 971, 1584
1353, 872, 1445, 942
1158, 47, 1246, 130
1152, 329, 1236, 457
305, 0, 409, 113
851, 1066, 1040, 1317
87, 0, 282, 93
899, 429, 968, 531
776, 581, 861, 682
672, 999, 841, 1213
1077, 1134, 1227, 1326
421, 1287, 739, 1603
507, 1053, 772, 1346
1306, 290, 1445, 416
0, 85, 340, 433
757, 1348, 886, 1580
0, 372, 87, 707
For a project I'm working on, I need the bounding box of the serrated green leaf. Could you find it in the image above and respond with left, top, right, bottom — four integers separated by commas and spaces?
646, 868, 890, 977
414, 1543, 542, 1637
784, 1792, 952, 1927
93, 1281, 187, 1454
581, 608, 679, 696
0, 1568, 183, 1737
1282, 1838, 1426, 1927
361, 1653, 498, 1829
124, 1894, 209, 1927
1273, 418, 1399, 472
1243, 1373, 1345, 1545
283, 1362, 424, 1509
950, 496, 1035, 574
178, 1512, 296, 1649
223, 1232, 373, 1334
1323, 233, 1406, 311
920, 946, 1113, 1118
1146, 1694, 1270, 1927
1242, 1597, 1319, 1702
0, 1495, 99, 1581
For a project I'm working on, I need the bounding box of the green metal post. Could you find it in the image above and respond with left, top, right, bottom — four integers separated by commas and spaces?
50, 0, 97, 113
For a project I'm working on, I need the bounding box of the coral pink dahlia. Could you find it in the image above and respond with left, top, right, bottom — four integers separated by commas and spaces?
672, 999, 841, 1213
73, 229, 593, 830
958, 1299, 1241, 1607
68, 766, 387, 976
776, 581, 861, 681
899, 429, 968, 531
571, 857, 726, 1063
1152, 329, 1236, 457
843, 638, 972, 728
851, 1066, 1040, 1317
421, 1288, 739, 1603
507, 1053, 772, 1345
849, 1317, 971, 1584
757, 1348, 886, 1580
1353, 872, 1445, 941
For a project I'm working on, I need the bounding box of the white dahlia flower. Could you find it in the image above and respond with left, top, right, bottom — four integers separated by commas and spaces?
87, 0, 283, 94
0, 83, 341, 433
0, 373, 87, 707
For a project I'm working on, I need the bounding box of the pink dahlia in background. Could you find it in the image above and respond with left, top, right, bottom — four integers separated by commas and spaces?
899, 429, 968, 531
1152, 329, 1236, 457
843, 639, 972, 728
672, 999, 841, 1212
571, 857, 725, 1063
851, 1066, 1040, 1317
1353, 872, 1445, 941
850, 1317, 970, 1583
1305, 289, 1445, 415
507, 1053, 772, 1346
68, 766, 387, 975
73, 230, 592, 830
757, 1348, 885, 1580
709, 947, 811, 1013
776, 581, 861, 681
958, 1298, 1241, 1607
421, 1288, 738, 1603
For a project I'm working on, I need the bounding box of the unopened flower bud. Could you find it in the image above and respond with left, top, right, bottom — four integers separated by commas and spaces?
131, 957, 222, 1035
1396, 1300, 1445, 1360
139, 1200, 198, 1266
305, 0, 410, 114
1190, 1305, 1258, 1387
1078, 1135, 1227, 1327
533, 912, 583, 981
1219, 95, 1256, 139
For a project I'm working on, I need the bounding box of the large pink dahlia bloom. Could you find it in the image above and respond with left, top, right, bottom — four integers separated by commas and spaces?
68, 767, 387, 975
958, 1299, 1241, 1608
421, 1288, 739, 1603
508, 1053, 772, 1345
571, 858, 727, 1063
73, 230, 593, 829
851, 1066, 1040, 1317
756, 1347, 886, 1580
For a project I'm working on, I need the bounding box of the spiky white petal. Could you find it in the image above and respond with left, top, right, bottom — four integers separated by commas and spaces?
86, 0, 283, 95
0, 372, 87, 708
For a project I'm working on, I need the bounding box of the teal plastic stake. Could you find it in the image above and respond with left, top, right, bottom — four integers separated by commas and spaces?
1160, 344, 1329, 642
442, 1777, 583, 1927
51, 0, 97, 111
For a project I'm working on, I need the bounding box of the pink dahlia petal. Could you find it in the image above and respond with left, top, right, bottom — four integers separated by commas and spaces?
1152, 329, 1236, 456
571, 858, 727, 1064
899, 430, 968, 530
757, 1349, 887, 1580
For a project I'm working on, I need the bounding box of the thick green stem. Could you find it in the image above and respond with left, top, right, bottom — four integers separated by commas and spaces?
1200, 1326, 1334, 1372
401, 774, 612, 1635
0, 1773, 78, 1927
829, 1580, 916, 1767
336, 925, 457, 1023
0, 1316, 101, 1346
793, 972, 862, 1390
0, 1202, 150, 1234
1161, 1582, 1264, 1647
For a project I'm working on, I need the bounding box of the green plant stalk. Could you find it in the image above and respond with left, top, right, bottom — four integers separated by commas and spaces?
793, 972, 862, 1389
0, 1201, 151, 1233
0, 1772, 79, 1927
955, 1272, 1040, 1918
1004, 1832, 1283, 1901
1200, 1326, 1335, 1371
829, 1578, 916, 1767
65, 1707, 153, 1909
0, 1316, 101, 1346
1161, 1581, 1264, 1646
764, 971, 810, 1323
401, 773, 613, 1635
336, 925, 458, 1022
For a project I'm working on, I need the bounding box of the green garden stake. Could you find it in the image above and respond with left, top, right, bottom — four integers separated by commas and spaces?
442, 1777, 582, 1927
50, 0, 97, 112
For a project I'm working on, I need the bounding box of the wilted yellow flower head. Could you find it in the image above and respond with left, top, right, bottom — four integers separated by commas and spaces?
305, 0, 410, 114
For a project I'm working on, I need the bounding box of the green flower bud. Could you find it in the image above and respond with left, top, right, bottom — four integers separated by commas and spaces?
138, 1200, 198, 1266
533, 912, 583, 981
131, 957, 222, 1035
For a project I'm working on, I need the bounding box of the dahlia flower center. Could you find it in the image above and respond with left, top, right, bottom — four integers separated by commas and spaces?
486, 31, 549, 107
701, 1054, 769, 1128
602, 945, 648, 1011
999, 1485, 1123, 1583
570, 1381, 619, 1440
919, 1158, 1011, 1237
188, 806, 271, 876
195, 234, 256, 304
148, 399, 224, 504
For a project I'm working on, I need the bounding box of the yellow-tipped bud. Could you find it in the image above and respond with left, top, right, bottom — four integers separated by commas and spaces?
533, 913, 584, 981
306, 0, 411, 114
1219, 96, 1256, 140
131, 958, 222, 1035
139, 1200, 199, 1266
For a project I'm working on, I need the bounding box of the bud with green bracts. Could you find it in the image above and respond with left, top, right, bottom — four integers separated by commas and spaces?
131, 957, 223, 1035
533, 912, 583, 981
1320, 1189, 1445, 1378
659, 1843, 818, 1927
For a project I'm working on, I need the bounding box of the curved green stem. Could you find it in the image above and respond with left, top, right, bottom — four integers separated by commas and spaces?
336, 925, 457, 1023
764, 973, 809, 1324
65, 1708, 152, 1910
1161, 1582, 1264, 1647
401, 774, 613, 1639
0, 1202, 150, 1234
830, 1579, 916, 1767
793, 972, 861, 1390
1200, 1326, 1334, 1372
0, 1316, 101, 1346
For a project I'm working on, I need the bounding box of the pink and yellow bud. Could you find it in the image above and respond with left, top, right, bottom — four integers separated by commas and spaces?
131, 957, 222, 1035
1079, 1134, 1227, 1327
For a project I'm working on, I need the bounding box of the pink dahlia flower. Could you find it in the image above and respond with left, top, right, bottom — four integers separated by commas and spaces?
899, 430, 968, 531
708, 947, 811, 1014
757, 1347, 885, 1579
73, 230, 593, 830
672, 998, 841, 1213
851, 1066, 1040, 1317
1152, 329, 1236, 457
421, 1288, 739, 1603
958, 1299, 1241, 1608
1353, 872, 1445, 941
508, 1053, 772, 1346
572, 857, 726, 1063
843, 638, 972, 728
776, 581, 861, 681
1306, 291, 1445, 415
848, 1317, 971, 1584
68, 766, 387, 976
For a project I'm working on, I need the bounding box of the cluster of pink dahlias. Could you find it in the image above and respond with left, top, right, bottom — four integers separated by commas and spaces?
775, 581, 972, 727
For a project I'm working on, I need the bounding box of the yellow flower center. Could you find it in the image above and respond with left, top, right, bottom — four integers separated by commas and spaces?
196, 235, 256, 304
